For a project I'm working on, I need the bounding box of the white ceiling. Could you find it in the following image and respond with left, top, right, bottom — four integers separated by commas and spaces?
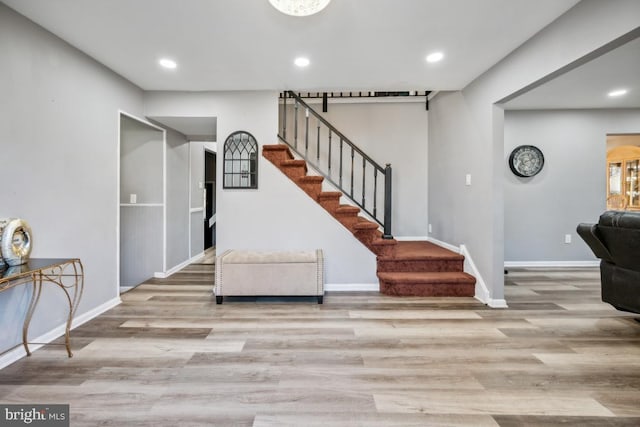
505, 36, 640, 110
1, 0, 580, 92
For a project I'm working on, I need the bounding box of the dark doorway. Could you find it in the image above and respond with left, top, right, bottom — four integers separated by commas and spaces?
204, 150, 216, 249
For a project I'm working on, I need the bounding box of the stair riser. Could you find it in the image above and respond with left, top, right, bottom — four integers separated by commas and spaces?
354, 229, 378, 245
379, 281, 475, 297
298, 182, 322, 200
371, 244, 396, 258
377, 259, 464, 273
319, 199, 340, 213
281, 166, 307, 180
263, 150, 291, 166
335, 213, 360, 229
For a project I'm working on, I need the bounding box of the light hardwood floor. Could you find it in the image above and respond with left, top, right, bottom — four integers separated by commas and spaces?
2, 266, 640, 426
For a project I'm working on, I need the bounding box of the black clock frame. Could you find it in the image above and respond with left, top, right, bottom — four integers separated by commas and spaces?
508, 145, 544, 178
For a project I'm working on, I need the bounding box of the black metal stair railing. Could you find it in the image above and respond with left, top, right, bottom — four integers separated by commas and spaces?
278, 91, 393, 239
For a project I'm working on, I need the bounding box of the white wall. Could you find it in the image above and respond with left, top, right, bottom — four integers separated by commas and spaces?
164, 127, 191, 269
504, 109, 640, 263
319, 101, 428, 238
189, 141, 206, 258
0, 3, 144, 354
428, 0, 640, 304
145, 91, 378, 285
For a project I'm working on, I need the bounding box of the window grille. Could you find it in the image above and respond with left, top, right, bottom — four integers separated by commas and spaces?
223, 131, 258, 189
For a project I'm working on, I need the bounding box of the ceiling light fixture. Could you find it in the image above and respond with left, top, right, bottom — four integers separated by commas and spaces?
159, 58, 177, 69
294, 57, 310, 67
426, 52, 444, 63
608, 89, 628, 97
269, 0, 331, 16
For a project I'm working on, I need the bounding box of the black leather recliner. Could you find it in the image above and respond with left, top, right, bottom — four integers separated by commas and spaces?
577, 210, 640, 314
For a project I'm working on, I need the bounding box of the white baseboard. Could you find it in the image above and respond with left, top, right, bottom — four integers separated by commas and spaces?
0, 297, 122, 370
154, 253, 205, 279
395, 236, 429, 241
324, 283, 379, 292
427, 237, 461, 253
504, 261, 599, 268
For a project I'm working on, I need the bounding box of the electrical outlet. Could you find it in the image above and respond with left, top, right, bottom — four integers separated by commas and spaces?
130, 194, 137, 204
564, 234, 571, 244
428, 224, 432, 233
465, 174, 471, 186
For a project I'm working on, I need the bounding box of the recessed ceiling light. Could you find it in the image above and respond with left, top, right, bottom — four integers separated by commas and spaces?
159, 58, 177, 69
426, 52, 444, 63
294, 57, 310, 67
608, 89, 628, 97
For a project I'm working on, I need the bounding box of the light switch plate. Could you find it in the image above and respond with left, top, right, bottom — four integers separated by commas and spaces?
130, 194, 137, 204
465, 174, 471, 186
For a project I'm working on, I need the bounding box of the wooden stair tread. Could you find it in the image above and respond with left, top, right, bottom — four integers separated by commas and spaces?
353, 220, 379, 230
377, 271, 476, 284
335, 205, 360, 214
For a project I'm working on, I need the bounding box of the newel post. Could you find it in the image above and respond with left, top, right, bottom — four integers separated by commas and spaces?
383, 163, 393, 239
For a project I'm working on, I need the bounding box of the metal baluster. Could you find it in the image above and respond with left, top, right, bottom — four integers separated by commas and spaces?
339, 139, 343, 188
294, 101, 299, 150
373, 168, 378, 218
328, 130, 332, 175
350, 147, 354, 197
304, 108, 309, 156
383, 164, 393, 239
362, 158, 366, 207
316, 125, 320, 163
282, 92, 287, 140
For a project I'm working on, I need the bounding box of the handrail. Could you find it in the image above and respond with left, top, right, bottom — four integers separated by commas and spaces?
278, 91, 393, 238
285, 91, 386, 173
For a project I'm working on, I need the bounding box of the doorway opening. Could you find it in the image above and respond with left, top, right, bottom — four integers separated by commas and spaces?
606, 134, 640, 211
204, 150, 216, 250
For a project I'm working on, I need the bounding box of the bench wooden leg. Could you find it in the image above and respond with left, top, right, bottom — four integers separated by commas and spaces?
317, 295, 323, 304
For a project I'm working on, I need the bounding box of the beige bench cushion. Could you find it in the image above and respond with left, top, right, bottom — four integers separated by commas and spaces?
215, 249, 323, 297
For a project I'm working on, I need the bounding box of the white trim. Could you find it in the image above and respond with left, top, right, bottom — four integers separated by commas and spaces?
427, 237, 460, 254
119, 111, 164, 131
395, 235, 429, 241
504, 260, 600, 268
0, 297, 121, 370
190, 207, 204, 213
324, 283, 379, 292
162, 128, 167, 273
116, 111, 121, 293
189, 251, 205, 263
154, 252, 205, 278
119, 203, 164, 207
459, 244, 507, 308
188, 142, 192, 257
119, 286, 135, 293
428, 238, 508, 308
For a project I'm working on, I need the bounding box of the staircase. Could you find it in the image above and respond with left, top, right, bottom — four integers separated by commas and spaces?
263, 144, 476, 297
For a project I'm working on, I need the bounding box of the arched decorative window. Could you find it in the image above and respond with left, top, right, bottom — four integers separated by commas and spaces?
223, 131, 258, 189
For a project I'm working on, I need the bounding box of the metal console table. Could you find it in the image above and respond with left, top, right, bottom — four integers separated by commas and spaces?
0, 258, 84, 357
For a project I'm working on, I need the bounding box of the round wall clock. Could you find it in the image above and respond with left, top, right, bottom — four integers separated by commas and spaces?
508, 145, 544, 177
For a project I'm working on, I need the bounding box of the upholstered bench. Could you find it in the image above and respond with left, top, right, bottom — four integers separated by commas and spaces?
215, 249, 324, 304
